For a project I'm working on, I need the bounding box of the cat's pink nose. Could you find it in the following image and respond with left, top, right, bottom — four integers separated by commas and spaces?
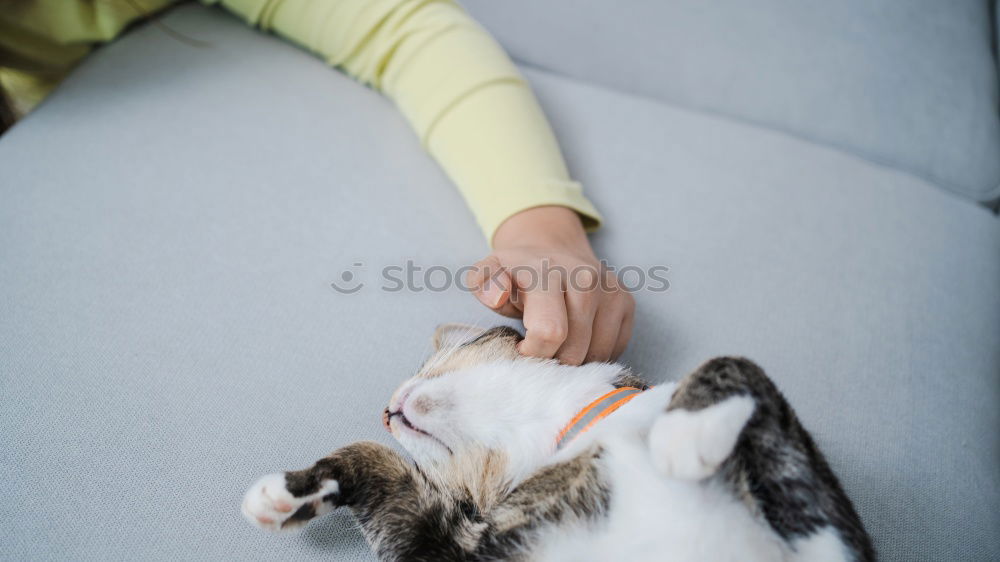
382, 408, 391, 432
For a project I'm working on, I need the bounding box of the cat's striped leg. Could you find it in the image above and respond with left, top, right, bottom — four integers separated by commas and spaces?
241, 442, 398, 532
654, 357, 875, 562
243, 441, 420, 534
243, 441, 475, 560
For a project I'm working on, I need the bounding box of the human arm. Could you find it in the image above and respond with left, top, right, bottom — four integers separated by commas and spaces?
0, 0, 630, 362
1, 0, 601, 237
211, 0, 631, 361
208, 0, 602, 239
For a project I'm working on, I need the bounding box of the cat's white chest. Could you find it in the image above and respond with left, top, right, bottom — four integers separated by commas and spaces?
533, 389, 789, 562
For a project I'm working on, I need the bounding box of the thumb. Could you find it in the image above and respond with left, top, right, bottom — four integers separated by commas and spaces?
468, 255, 511, 309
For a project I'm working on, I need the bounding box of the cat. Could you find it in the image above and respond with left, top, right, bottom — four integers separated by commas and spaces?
242, 324, 875, 561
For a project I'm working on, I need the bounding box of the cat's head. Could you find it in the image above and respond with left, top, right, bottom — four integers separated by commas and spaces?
383, 324, 641, 490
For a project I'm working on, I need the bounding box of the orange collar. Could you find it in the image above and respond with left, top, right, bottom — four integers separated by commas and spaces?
555, 386, 646, 450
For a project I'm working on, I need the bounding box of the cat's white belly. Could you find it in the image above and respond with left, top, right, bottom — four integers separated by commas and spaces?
534, 388, 790, 562
534, 437, 788, 561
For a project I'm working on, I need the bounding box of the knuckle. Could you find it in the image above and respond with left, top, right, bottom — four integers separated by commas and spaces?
530, 318, 568, 344
571, 267, 598, 291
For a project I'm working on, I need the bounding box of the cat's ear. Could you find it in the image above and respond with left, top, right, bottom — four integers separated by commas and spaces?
433, 323, 488, 351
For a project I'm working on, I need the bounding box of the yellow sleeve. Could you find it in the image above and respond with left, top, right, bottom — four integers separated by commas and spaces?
207, 0, 602, 243
0, 0, 177, 113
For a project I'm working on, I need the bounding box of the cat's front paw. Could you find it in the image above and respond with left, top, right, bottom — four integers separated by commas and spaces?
241, 473, 338, 531
648, 395, 755, 480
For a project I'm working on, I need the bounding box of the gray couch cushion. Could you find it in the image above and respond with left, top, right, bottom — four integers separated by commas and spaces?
1, 5, 998, 560
461, 0, 1000, 202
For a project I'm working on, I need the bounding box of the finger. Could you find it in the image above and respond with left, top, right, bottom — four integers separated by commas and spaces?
491, 288, 524, 319
465, 256, 494, 288
611, 300, 635, 359
517, 268, 568, 359
468, 255, 510, 310
585, 304, 622, 364
555, 270, 600, 365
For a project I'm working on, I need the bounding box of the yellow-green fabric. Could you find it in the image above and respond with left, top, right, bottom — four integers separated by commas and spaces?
0, 0, 602, 242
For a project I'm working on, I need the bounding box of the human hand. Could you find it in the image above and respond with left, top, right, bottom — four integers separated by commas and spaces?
466, 206, 634, 365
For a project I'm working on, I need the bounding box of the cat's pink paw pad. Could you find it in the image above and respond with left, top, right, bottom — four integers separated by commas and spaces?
271, 496, 294, 513
241, 473, 338, 532
242, 474, 302, 531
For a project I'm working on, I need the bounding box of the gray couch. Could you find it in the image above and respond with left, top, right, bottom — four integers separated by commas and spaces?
2, 2, 998, 560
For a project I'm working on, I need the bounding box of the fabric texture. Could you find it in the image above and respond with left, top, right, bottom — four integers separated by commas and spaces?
1, 5, 998, 561
0, 0, 601, 241
460, 0, 1000, 203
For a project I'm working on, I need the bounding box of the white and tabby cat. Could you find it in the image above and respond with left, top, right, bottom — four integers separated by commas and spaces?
242, 325, 874, 561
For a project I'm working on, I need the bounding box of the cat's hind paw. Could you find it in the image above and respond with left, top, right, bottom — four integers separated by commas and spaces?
648, 395, 755, 480
241, 473, 338, 531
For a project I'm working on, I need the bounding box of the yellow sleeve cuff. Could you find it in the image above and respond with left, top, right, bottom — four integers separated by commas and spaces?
426, 79, 602, 243
477, 181, 603, 247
